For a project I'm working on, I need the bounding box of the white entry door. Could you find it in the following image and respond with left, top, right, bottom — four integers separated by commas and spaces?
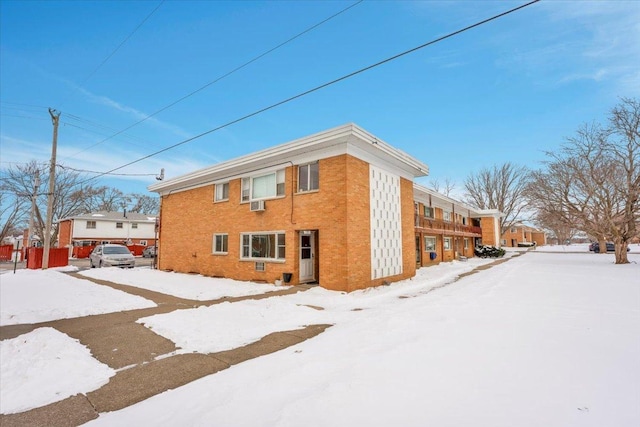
299, 232, 315, 283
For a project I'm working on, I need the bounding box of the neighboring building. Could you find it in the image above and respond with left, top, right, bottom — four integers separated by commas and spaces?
149, 123, 502, 292
501, 223, 546, 247
413, 184, 502, 266
57, 211, 157, 257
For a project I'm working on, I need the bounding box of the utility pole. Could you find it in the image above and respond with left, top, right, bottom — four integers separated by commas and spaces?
42, 108, 60, 269
27, 169, 40, 262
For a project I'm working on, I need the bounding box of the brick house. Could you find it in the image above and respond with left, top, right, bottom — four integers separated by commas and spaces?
413, 184, 502, 266
57, 211, 157, 257
501, 223, 547, 247
149, 124, 501, 292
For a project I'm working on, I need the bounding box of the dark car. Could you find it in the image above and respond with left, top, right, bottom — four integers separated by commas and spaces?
142, 245, 156, 258
591, 242, 630, 253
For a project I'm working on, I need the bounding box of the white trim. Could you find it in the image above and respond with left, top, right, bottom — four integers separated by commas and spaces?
444, 237, 452, 250
240, 231, 286, 261
212, 233, 228, 254
149, 123, 428, 196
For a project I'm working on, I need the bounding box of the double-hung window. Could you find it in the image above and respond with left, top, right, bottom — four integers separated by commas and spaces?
213, 234, 228, 254
215, 182, 229, 202
298, 162, 319, 192
116, 222, 123, 229
241, 170, 285, 202
444, 237, 452, 250
443, 211, 452, 222
86, 221, 96, 229
424, 236, 436, 251
424, 206, 434, 218
241, 232, 285, 261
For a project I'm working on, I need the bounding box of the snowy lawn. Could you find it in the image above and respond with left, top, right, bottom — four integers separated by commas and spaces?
86, 252, 640, 427
2, 252, 639, 426
0, 267, 156, 326
0, 327, 114, 414
79, 267, 281, 300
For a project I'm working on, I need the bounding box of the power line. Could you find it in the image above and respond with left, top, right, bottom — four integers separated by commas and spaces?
63, 0, 365, 160
56, 164, 157, 177
79, 0, 541, 185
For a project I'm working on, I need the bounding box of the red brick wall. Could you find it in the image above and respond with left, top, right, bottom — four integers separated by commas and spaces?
157, 154, 419, 292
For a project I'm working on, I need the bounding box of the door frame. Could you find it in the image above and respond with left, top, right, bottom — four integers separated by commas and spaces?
299, 231, 316, 283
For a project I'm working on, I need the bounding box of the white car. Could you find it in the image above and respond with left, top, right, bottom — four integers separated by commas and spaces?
89, 244, 135, 268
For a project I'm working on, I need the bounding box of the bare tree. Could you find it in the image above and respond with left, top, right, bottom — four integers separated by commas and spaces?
0, 192, 26, 243
429, 177, 457, 198
463, 162, 530, 236
79, 186, 130, 213
2, 161, 92, 247
526, 98, 639, 263
128, 194, 159, 214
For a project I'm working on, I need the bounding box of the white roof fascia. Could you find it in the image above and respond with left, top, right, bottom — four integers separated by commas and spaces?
149, 123, 429, 195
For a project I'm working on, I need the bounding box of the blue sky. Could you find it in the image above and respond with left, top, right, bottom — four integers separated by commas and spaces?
1, 0, 639, 197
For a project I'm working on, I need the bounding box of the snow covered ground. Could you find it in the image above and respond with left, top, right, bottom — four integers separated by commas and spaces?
1, 250, 639, 426
0, 266, 156, 326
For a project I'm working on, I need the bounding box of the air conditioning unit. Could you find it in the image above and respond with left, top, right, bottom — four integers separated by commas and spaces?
250, 200, 265, 212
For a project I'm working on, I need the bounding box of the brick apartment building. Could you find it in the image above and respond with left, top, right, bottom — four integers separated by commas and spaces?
149, 124, 501, 292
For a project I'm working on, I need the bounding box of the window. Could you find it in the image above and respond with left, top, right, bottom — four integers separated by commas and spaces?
424, 206, 434, 218
213, 234, 228, 254
462, 217, 467, 226
86, 221, 96, 229
510, 227, 516, 233
424, 236, 436, 251
215, 182, 229, 202
298, 162, 319, 192
241, 232, 285, 260
443, 211, 452, 222
132, 223, 138, 229
255, 262, 265, 272
241, 170, 285, 202
464, 238, 469, 249
116, 222, 123, 229
444, 237, 452, 250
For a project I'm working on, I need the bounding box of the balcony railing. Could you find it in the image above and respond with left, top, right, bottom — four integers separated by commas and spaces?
414, 215, 482, 235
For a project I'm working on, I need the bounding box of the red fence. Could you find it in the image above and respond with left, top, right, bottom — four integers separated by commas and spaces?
26, 247, 69, 269
0, 245, 13, 261
73, 246, 95, 259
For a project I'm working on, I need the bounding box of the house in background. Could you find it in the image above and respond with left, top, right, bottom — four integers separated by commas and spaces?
501, 223, 546, 247
57, 211, 157, 257
149, 123, 502, 292
413, 184, 502, 266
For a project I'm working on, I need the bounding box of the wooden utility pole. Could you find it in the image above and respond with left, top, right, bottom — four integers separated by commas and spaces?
27, 169, 40, 259
42, 108, 60, 269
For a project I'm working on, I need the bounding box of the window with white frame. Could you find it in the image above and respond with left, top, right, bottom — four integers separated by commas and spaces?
444, 237, 452, 250
424, 206, 434, 218
215, 182, 229, 202
86, 221, 96, 229
424, 236, 436, 251
213, 234, 228, 254
298, 162, 319, 192
464, 238, 469, 249
443, 211, 452, 222
241, 170, 285, 202
132, 223, 138, 229
116, 222, 123, 229
241, 232, 285, 260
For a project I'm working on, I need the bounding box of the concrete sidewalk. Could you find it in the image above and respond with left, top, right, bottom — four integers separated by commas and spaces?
0, 275, 329, 427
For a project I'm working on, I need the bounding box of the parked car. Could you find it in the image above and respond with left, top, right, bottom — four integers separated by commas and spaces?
142, 245, 156, 258
90, 244, 135, 268
591, 242, 630, 253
